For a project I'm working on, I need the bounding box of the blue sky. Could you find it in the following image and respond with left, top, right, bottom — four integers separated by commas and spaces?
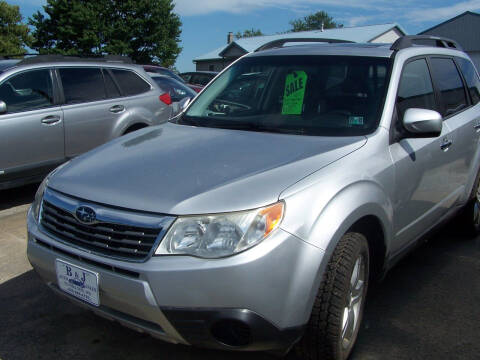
8, 0, 480, 72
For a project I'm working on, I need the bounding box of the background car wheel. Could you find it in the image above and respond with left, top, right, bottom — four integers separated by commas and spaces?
296, 232, 369, 360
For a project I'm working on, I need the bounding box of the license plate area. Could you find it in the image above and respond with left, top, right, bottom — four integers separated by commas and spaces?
55, 259, 100, 307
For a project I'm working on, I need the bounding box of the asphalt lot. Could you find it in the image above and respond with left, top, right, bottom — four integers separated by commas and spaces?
0, 184, 479, 360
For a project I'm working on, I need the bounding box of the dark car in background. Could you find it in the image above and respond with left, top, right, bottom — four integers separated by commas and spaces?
180, 71, 218, 92
144, 65, 205, 93
142, 65, 185, 84
148, 74, 196, 106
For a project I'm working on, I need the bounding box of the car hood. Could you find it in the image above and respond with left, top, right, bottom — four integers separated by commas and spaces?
49, 123, 367, 215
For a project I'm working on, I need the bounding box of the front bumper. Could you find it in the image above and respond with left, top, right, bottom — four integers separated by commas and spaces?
27, 207, 325, 351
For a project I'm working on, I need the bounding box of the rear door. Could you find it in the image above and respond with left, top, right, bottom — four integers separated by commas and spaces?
390, 58, 457, 254
427, 56, 475, 204
0, 68, 64, 183
58, 66, 127, 157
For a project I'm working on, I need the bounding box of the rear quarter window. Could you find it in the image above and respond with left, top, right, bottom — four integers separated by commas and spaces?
111, 69, 151, 96
429, 57, 468, 117
457, 57, 480, 105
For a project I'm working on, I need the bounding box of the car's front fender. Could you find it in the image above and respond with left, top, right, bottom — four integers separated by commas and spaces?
281, 180, 394, 257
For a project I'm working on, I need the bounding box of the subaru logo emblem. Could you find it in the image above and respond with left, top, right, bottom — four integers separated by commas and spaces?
75, 206, 96, 224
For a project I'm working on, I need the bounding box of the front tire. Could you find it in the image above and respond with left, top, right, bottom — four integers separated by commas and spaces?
463, 183, 480, 236
296, 232, 369, 360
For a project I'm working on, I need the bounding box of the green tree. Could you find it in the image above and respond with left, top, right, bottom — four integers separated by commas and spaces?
0, 1, 31, 55
235, 28, 264, 39
29, 0, 182, 66
289, 11, 343, 32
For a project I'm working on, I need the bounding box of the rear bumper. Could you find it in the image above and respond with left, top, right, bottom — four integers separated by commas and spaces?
27, 207, 324, 351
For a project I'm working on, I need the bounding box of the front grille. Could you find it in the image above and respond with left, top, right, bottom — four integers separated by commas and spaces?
40, 200, 164, 261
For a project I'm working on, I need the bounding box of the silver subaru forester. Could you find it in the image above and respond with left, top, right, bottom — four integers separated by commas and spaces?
27, 36, 480, 360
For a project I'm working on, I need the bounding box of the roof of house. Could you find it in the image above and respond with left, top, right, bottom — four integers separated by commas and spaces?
418, 11, 480, 52
194, 23, 406, 62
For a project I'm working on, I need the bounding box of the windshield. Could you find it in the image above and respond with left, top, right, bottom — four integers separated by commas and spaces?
179, 55, 391, 136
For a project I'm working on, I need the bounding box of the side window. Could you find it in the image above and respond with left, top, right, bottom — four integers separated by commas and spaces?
182, 74, 192, 82
171, 85, 189, 102
111, 69, 151, 96
103, 70, 121, 98
194, 74, 212, 86
0, 69, 54, 113
59, 67, 106, 104
429, 58, 468, 116
397, 59, 437, 120
457, 57, 480, 105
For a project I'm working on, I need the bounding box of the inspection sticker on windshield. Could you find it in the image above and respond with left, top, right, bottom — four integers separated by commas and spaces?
282, 71, 308, 115
348, 116, 364, 126
56, 259, 100, 307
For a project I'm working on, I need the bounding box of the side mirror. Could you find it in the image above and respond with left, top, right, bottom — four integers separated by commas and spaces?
0, 101, 6, 115
403, 108, 442, 137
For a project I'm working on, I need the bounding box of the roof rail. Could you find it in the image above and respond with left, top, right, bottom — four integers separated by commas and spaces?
16, 54, 134, 66
254, 38, 354, 52
390, 35, 462, 51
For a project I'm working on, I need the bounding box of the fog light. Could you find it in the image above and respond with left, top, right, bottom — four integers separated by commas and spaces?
210, 319, 251, 347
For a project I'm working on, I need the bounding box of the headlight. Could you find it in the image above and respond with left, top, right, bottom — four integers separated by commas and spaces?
32, 176, 48, 223
31, 162, 70, 223
155, 202, 284, 258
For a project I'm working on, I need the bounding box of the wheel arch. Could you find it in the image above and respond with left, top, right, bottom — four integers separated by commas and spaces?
301, 180, 393, 257
289, 181, 393, 321
122, 122, 149, 135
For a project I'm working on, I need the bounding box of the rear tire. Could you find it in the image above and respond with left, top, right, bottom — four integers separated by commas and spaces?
296, 232, 369, 360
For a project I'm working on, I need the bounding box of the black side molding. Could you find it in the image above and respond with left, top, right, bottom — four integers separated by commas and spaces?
162, 307, 304, 352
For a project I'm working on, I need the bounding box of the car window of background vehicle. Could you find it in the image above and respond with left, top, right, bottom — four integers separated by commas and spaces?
59, 68, 106, 104
111, 69, 151, 96
0, 69, 54, 113
103, 70, 121, 99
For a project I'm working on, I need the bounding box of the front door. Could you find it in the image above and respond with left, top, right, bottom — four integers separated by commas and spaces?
389, 58, 457, 255
0, 68, 64, 183
428, 56, 480, 203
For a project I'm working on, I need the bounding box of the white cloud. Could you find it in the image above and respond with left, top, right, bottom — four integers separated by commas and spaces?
406, 0, 480, 22
174, 0, 393, 16
343, 15, 375, 27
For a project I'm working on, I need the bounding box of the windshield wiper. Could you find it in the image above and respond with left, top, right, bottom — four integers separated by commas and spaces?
256, 126, 306, 135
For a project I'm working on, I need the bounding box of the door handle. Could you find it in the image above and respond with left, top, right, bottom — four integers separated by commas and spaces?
440, 139, 453, 151
109, 105, 125, 114
474, 123, 480, 131
41, 115, 61, 125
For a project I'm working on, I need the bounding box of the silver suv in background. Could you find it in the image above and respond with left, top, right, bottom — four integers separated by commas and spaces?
27, 36, 480, 360
0, 55, 171, 190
